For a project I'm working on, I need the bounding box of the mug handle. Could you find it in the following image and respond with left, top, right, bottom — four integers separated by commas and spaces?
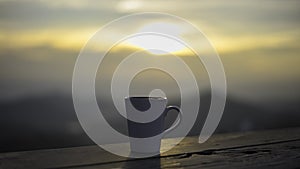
163, 106, 182, 136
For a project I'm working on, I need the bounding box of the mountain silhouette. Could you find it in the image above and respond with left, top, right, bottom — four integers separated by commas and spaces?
0, 93, 299, 152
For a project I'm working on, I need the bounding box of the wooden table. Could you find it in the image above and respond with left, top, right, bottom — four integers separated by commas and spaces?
1, 127, 300, 169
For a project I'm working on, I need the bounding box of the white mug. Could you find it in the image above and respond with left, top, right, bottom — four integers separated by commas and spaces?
125, 97, 182, 154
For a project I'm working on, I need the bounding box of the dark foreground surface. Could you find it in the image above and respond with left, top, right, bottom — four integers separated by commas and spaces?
0, 127, 299, 169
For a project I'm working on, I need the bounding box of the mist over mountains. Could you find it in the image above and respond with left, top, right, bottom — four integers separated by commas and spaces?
0, 92, 299, 152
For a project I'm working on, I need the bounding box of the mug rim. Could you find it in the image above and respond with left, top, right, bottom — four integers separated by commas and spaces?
125, 96, 167, 100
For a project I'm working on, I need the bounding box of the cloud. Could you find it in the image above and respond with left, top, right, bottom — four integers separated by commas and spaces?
0, 0, 122, 30
0, 0, 299, 103
0, 0, 299, 54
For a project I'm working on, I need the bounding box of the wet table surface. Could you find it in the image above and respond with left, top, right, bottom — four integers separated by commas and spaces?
0, 127, 300, 169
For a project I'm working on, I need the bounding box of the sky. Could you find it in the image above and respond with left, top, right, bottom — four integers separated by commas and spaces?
0, 0, 300, 106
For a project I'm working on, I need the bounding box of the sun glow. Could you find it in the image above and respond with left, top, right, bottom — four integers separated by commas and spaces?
126, 23, 189, 55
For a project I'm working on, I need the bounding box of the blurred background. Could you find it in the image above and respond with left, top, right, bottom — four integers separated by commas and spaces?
0, 0, 300, 152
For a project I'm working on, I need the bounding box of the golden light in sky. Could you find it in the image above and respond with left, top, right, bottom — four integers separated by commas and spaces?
0, 0, 298, 105
117, 0, 142, 12
125, 22, 188, 55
